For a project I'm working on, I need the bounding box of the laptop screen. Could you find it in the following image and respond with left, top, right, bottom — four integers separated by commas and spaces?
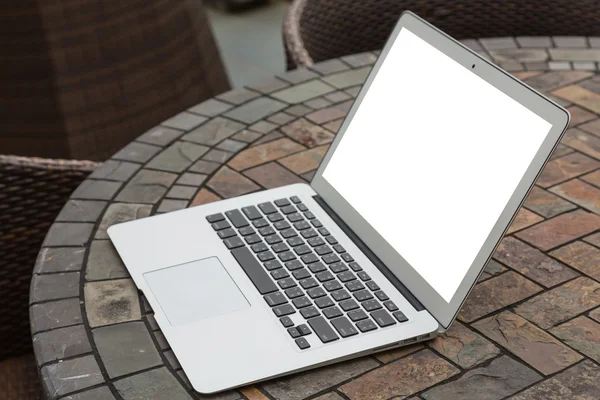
321, 28, 552, 303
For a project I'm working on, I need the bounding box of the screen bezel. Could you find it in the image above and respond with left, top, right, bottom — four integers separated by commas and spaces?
311, 11, 570, 329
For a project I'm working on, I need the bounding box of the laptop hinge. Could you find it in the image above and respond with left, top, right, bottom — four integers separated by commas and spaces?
313, 195, 425, 312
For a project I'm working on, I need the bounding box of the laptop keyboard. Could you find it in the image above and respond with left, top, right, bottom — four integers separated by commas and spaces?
207, 196, 409, 350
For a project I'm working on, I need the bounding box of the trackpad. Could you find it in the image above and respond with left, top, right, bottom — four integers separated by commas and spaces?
144, 257, 250, 327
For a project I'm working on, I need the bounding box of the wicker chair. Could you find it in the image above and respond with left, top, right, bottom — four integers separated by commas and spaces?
0, 156, 100, 400
284, 0, 600, 69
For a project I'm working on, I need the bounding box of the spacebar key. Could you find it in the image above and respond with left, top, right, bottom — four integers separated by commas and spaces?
231, 247, 278, 294
308, 316, 339, 343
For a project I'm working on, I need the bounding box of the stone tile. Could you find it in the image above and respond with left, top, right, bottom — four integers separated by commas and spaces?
140, 295, 152, 314
240, 387, 269, 400
515, 277, 600, 329
582, 169, 600, 187
33, 324, 91, 365
93, 321, 162, 378
479, 37, 517, 50
146, 142, 208, 173
549, 61, 572, 71
166, 185, 197, 200
189, 98, 234, 117
567, 105, 597, 126
267, 112, 296, 125
460, 39, 483, 51
35, 247, 85, 273
321, 67, 371, 89
153, 330, 169, 350
584, 230, 600, 246
551, 241, 600, 280
202, 149, 233, 164
513, 71, 544, 80
579, 117, 600, 137
525, 71, 593, 91
323, 118, 344, 133
252, 131, 284, 146
216, 139, 247, 153
550, 143, 576, 159
536, 152, 600, 187
547, 93, 572, 107
224, 97, 288, 125
551, 316, 600, 362
247, 77, 290, 94
341, 52, 377, 67
84, 279, 141, 328
271, 80, 336, 104
490, 48, 548, 63
30, 298, 83, 333
195, 390, 243, 400
577, 76, 600, 94
515, 210, 600, 250
478, 259, 507, 282
306, 102, 350, 125
182, 117, 245, 146
157, 199, 188, 213
137, 126, 183, 146
500, 61, 525, 72
86, 240, 128, 281
164, 349, 181, 370
458, 271, 542, 322
114, 367, 192, 400
95, 203, 152, 239
217, 88, 260, 105
324, 90, 352, 104
551, 179, 600, 214
71, 180, 121, 201
310, 59, 351, 75
554, 85, 600, 113
89, 160, 140, 182
554, 36, 588, 47
112, 142, 161, 163
262, 357, 378, 400
244, 162, 305, 189
189, 159, 220, 175
228, 138, 305, 171
249, 120, 278, 134
279, 145, 328, 174
30, 273, 80, 303
145, 314, 159, 331
507, 208, 544, 234
116, 170, 177, 204
161, 112, 207, 131
473, 311, 582, 375
302, 170, 316, 181
285, 104, 313, 117
41, 355, 103, 397
562, 129, 600, 161
550, 48, 600, 62
524, 62, 549, 71
190, 189, 221, 207
494, 237, 578, 287
43, 222, 94, 247
277, 68, 320, 84
591, 307, 600, 322
428, 322, 500, 368
374, 344, 423, 364
280, 118, 335, 147
56, 200, 106, 223
516, 36, 553, 48
207, 166, 260, 198
524, 186, 577, 217
233, 130, 262, 143
312, 393, 345, 400
62, 386, 116, 400
339, 350, 458, 400
422, 356, 541, 400
304, 97, 332, 109
574, 61, 599, 71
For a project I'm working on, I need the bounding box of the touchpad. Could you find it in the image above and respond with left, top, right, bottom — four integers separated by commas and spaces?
144, 257, 249, 327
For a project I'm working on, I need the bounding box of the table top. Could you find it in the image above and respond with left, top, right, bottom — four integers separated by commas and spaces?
31, 38, 600, 400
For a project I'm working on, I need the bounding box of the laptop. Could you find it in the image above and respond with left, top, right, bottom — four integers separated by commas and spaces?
108, 11, 570, 394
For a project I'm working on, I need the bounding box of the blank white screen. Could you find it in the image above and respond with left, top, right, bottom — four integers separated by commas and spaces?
322, 28, 552, 302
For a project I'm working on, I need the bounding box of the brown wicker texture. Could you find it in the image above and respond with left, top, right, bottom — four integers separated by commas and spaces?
0, 0, 230, 161
0, 156, 99, 360
284, 0, 600, 69
0, 354, 44, 400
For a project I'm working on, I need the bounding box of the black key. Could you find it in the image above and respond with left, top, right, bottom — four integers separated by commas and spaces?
357, 271, 371, 281
375, 291, 389, 301
264, 292, 287, 307
315, 245, 333, 256
384, 301, 399, 311
231, 248, 278, 294
324, 280, 343, 291
273, 304, 295, 317
288, 213, 303, 222
338, 271, 356, 282
348, 309, 368, 322
287, 237, 304, 247
285, 287, 304, 298
301, 253, 319, 264
315, 296, 335, 309
311, 219, 323, 228
293, 269, 311, 280
245, 234, 262, 244
275, 198, 291, 207
281, 205, 296, 215
290, 196, 301, 204
280, 316, 294, 327
307, 287, 326, 299
288, 327, 300, 338
331, 289, 350, 302
252, 218, 269, 228
242, 206, 262, 220
258, 251, 275, 262
300, 277, 318, 289
366, 281, 380, 291
268, 213, 284, 222
393, 311, 409, 323
271, 269, 290, 280
340, 299, 360, 311
339, 253, 352, 263
278, 251, 296, 262
281, 229, 298, 239
264, 260, 282, 271
308, 262, 327, 273
274, 221, 291, 230
295, 337, 310, 349
217, 228, 236, 239
292, 296, 312, 308
323, 306, 343, 319
258, 202, 277, 215
300, 306, 320, 319
353, 289, 373, 302
212, 220, 231, 231
285, 260, 303, 271
356, 319, 378, 332
363, 299, 382, 312
239, 226, 255, 236
297, 324, 311, 336
259, 226, 276, 236
326, 236, 338, 245
301, 229, 318, 239
349, 262, 362, 272
272, 242, 289, 253
318, 227, 330, 236
278, 278, 296, 289
297, 203, 308, 212
225, 209, 249, 228
251, 243, 269, 253
316, 271, 335, 282
294, 245, 311, 255
331, 317, 358, 337
330, 262, 348, 273
304, 211, 315, 220
322, 254, 340, 264
308, 237, 325, 247
371, 309, 396, 327
308, 316, 339, 343
206, 213, 225, 223
266, 234, 282, 245
293, 221, 311, 231
224, 236, 244, 249
346, 281, 365, 292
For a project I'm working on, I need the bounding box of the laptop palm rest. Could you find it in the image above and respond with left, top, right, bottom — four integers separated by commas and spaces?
143, 257, 250, 327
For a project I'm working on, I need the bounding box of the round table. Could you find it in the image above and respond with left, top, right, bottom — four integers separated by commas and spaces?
31, 40, 600, 400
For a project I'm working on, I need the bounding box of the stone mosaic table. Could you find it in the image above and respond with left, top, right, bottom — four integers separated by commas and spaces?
31, 39, 600, 400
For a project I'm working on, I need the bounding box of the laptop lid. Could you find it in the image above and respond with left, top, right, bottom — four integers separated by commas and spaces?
311, 11, 570, 329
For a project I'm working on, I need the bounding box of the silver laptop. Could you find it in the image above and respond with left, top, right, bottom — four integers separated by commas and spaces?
108, 12, 570, 394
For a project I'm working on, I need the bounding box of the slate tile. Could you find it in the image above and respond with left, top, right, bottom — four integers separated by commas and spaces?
95, 203, 152, 239
561, 128, 600, 160
583, 232, 600, 247
137, 126, 183, 146
41, 355, 103, 397
537, 152, 600, 187
33, 324, 91, 365
267, 111, 296, 125
460, 39, 483, 51
86, 240, 128, 281
550, 48, 600, 62
207, 166, 260, 198
30, 273, 80, 303
306, 102, 351, 124
575, 61, 600, 71
164, 350, 181, 370
228, 138, 305, 171
551, 241, 600, 280
303, 97, 332, 109
176, 172, 207, 187
249, 120, 278, 134
582, 169, 600, 187
145, 314, 159, 331
247, 77, 290, 94
309, 59, 350, 75
280, 118, 335, 147
153, 330, 169, 350
549, 61, 571, 71
43, 223, 94, 247
84, 279, 141, 327
190, 189, 221, 207
244, 162, 305, 189
279, 145, 328, 174
515, 277, 600, 329
507, 208, 544, 234
216, 139, 247, 153
203, 149, 233, 164
567, 105, 597, 126
344, 86, 362, 97
182, 117, 246, 146
478, 260, 507, 282
489, 48, 548, 63
224, 97, 287, 124
161, 112, 207, 131
579, 117, 600, 137
302, 170, 316, 181
324, 90, 352, 104
323, 118, 344, 133
551, 316, 600, 362
321, 67, 371, 89
523, 186, 577, 217
341, 52, 377, 67
114, 367, 192, 400
157, 199, 188, 213
188, 98, 234, 117
89, 160, 140, 182
285, 104, 313, 117
277, 68, 320, 84
56, 200, 106, 223
166, 185, 197, 200
479, 37, 518, 50
71, 180, 121, 201
116, 170, 178, 204
516, 36, 553, 48
373, 344, 423, 364
552, 179, 600, 215
554, 85, 600, 113
524, 62, 549, 71
35, 247, 85, 273
550, 144, 575, 159
30, 298, 83, 333
112, 142, 161, 163
553, 36, 588, 47
146, 142, 209, 173
524, 71, 593, 92
189, 159, 220, 174
251, 131, 284, 146
591, 307, 600, 322
428, 322, 500, 368
61, 386, 116, 400
271, 80, 336, 104
513, 71, 544, 80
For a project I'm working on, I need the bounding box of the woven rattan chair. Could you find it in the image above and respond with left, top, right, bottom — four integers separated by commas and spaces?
0, 156, 100, 400
284, 0, 600, 69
